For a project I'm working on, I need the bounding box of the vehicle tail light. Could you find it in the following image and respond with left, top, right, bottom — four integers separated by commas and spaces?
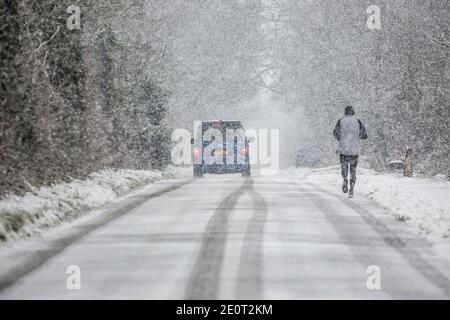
193, 147, 201, 157
240, 147, 249, 155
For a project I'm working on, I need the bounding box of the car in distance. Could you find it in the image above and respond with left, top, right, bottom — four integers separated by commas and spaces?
191, 120, 252, 177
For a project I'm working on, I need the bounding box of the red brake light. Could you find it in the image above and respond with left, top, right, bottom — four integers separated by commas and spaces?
240, 147, 249, 155
193, 147, 201, 156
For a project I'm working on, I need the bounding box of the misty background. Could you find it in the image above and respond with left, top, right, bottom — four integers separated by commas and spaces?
1, 0, 449, 197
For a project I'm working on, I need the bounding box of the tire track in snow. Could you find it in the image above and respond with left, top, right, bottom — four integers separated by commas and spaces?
184, 178, 252, 300
235, 181, 267, 299
310, 183, 450, 298
294, 184, 409, 298
0, 179, 195, 293
295, 174, 450, 298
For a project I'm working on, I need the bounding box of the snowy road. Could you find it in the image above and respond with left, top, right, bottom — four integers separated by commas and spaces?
1, 171, 450, 299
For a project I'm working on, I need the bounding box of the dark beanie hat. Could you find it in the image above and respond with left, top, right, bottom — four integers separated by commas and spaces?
345, 106, 355, 116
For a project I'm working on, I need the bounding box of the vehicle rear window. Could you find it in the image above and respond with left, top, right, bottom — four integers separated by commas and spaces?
202, 121, 243, 136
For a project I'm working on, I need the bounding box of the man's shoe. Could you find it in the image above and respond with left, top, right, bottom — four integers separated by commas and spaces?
342, 179, 348, 194
348, 183, 355, 198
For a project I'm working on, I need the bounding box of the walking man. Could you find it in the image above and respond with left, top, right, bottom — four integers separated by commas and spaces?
333, 106, 368, 198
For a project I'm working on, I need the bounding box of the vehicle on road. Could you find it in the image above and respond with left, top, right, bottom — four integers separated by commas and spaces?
191, 120, 252, 178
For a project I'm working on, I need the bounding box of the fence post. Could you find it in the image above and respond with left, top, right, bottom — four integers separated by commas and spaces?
404, 149, 413, 177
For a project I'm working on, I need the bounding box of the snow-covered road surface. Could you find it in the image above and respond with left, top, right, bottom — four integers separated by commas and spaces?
1, 171, 449, 299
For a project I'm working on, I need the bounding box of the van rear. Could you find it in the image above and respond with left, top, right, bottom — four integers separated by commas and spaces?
192, 120, 251, 177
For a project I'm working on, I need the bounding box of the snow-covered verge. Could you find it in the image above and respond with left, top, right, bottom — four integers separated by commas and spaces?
0, 166, 192, 243
292, 166, 450, 239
